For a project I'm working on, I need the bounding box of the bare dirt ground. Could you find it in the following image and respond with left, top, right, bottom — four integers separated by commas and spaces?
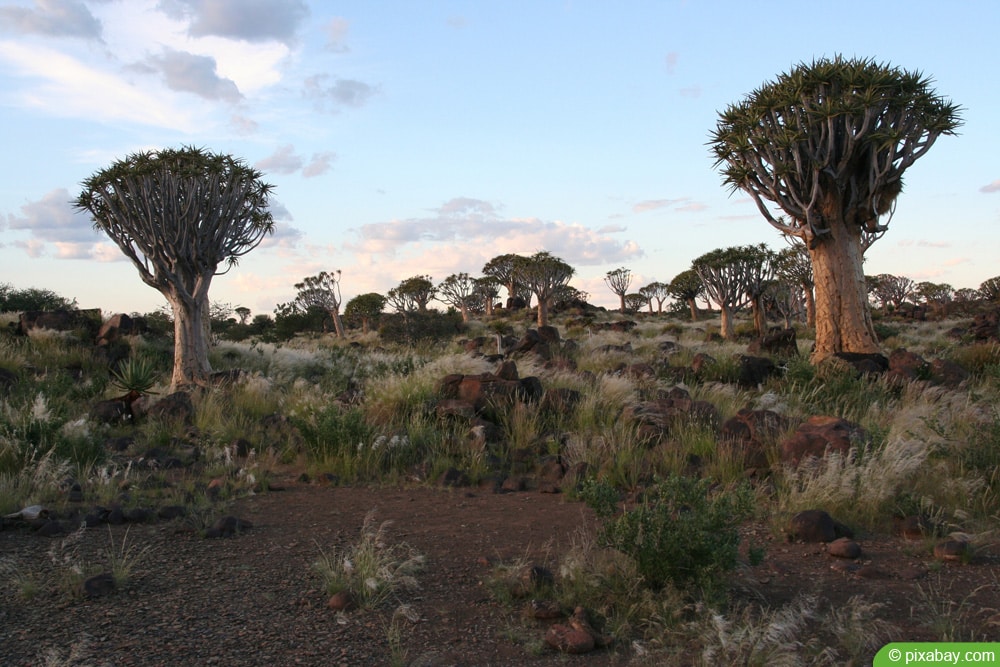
2, 470, 999, 666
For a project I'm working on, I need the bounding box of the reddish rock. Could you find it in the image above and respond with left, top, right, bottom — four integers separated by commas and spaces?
327, 590, 357, 611
827, 537, 862, 559
780, 416, 867, 465
933, 539, 969, 562
545, 625, 595, 654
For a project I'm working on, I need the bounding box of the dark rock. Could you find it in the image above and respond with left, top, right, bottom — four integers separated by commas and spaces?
833, 352, 889, 376
157, 505, 187, 520
788, 509, 852, 543
204, 515, 253, 538
35, 520, 67, 537
747, 328, 798, 359
436, 467, 470, 488
524, 599, 563, 619
929, 358, 969, 387
81, 572, 116, 598
146, 391, 193, 423
738, 355, 778, 388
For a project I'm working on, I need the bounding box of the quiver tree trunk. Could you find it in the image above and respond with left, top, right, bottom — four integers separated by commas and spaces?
166, 287, 213, 388
808, 214, 879, 362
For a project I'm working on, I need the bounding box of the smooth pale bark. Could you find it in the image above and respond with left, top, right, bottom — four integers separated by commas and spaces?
804, 287, 816, 329
719, 305, 735, 339
807, 214, 880, 362
536, 300, 549, 328
167, 290, 213, 388
330, 308, 345, 338
750, 297, 767, 335
687, 298, 698, 322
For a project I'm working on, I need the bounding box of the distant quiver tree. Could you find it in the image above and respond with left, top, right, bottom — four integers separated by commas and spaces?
710, 56, 961, 361
74, 146, 274, 389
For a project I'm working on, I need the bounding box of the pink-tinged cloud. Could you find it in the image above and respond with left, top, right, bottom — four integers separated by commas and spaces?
665, 52, 678, 74
256, 144, 302, 174
980, 179, 1000, 193
302, 152, 335, 178
634, 198, 704, 214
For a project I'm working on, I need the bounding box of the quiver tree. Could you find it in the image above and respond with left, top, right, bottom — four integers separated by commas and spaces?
437, 273, 477, 322
639, 281, 671, 314
979, 276, 1000, 302
711, 56, 961, 362
234, 306, 251, 325
293, 270, 345, 337
483, 253, 531, 308
513, 251, 575, 327
624, 293, 649, 314
391, 275, 436, 313
693, 245, 773, 339
74, 146, 274, 389
604, 267, 632, 313
345, 292, 386, 334
667, 269, 705, 322
871, 273, 916, 311
775, 243, 816, 327
473, 277, 501, 316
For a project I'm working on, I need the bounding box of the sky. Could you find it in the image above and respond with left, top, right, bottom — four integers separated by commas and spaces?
1, 0, 998, 318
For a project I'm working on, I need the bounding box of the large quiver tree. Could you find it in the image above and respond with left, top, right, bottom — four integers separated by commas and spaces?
75, 146, 274, 389
710, 56, 961, 362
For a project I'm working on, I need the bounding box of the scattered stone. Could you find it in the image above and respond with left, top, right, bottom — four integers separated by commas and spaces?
157, 505, 187, 520
894, 515, 933, 540
524, 599, 563, 620
787, 509, 852, 543
67, 482, 84, 503
747, 328, 798, 359
933, 539, 969, 562
436, 467, 470, 488
780, 416, 867, 465
81, 572, 116, 598
545, 624, 595, 655
35, 520, 67, 537
827, 537, 862, 559
204, 515, 253, 538
327, 590, 357, 612
856, 565, 889, 579
738, 355, 778, 388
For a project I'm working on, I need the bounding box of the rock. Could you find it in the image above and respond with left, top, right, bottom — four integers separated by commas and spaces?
690, 352, 716, 375
157, 505, 187, 520
738, 355, 778, 388
832, 352, 889, 376
933, 539, 969, 562
327, 590, 357, 611
146, 391, 193, 424
894, 515, 933, 540
545, 624, 595, 654
436, 467, 470, 488
204, 515, 252, 538
721, 408, 788, 471
888, 348, 929, 381
96, 313, 138, 346
827, 537, 862, 559
780, 416, 867, 465
0, 367, 18, 396
747, 328, 798, 359
524, 599, 563, 620
35, 520, 67, 537
81, 572, 116, 598
787, 509, 852, 543
929, 358, 969, 387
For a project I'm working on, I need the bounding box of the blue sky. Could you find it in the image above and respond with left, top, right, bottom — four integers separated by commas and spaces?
1, 0, 997, 317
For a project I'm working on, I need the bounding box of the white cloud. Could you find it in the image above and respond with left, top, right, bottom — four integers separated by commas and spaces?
304, 74, 378, 112
6, 188, 99, 244
0, 0, 102, 40
255, 144, 303, 174
0, 40, 199, 130
980, 179, 1000, 193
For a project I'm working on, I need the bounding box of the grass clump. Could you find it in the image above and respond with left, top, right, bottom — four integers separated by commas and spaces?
313, 509, 425, 610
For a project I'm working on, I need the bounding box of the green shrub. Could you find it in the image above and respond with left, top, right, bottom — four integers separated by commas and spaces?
580, 475, 754, 597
